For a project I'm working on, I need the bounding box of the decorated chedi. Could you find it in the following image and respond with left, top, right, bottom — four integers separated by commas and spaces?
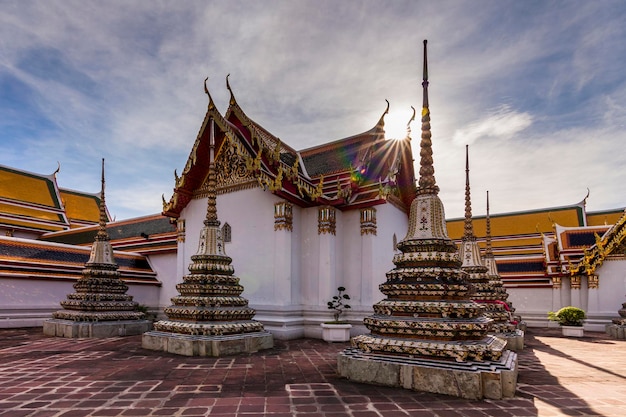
483, 191, 526, 333
459, 147, 522, 350
43, 160, 151, 338
338, 40, 518, 400
142, 103, 273, 356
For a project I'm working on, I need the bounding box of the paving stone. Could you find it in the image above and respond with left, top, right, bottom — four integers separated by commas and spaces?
0, 328, 623, 416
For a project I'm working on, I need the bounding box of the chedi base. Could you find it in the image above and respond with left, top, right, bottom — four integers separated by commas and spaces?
338, 348, 518, 400
142, 330, 273, 357
43, 319, 152, 339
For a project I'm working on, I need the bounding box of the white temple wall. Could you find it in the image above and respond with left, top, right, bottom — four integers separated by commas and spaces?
289, 205, 303, 305
507, 287, 554, 328
0, 279, 72, 327
340, 209, 363, 306
587, 259, 626, 331
146, 252, 177, 311
125, 284, 161, 314
216, 188, 284, 305
181, 189, 282, 300
0, 278, 160, 328
371, 203, 409, 300
299, 206, 320, 307
221, 194, 278, 305
506, 262, 626, 331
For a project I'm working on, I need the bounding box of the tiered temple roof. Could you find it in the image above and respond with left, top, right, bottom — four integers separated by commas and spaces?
0, 164, 106, 236
0, 236, 158, 285
40, 214, 177, 255
162, 77, 416, 219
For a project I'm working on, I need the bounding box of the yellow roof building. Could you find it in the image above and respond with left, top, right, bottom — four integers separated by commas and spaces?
0, 164, 107, 237
447, 199, 625, 288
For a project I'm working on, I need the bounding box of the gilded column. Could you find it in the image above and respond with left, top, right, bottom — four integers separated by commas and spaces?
173, 218, 187, 310
318, 206, 337, 304
586, 274, 599, 329
274, 201, 293, 231
360, 208, 376, 305
274, 202, 294, 305
570, 275, 582, 309
551, 275, 562, 321
360, 207, 377, 236
318, 206, 336, 235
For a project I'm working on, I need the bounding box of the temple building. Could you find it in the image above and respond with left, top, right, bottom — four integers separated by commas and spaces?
153, 75, 417, 340
0, 56, 624, 341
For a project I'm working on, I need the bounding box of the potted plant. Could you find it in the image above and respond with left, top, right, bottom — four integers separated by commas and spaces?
548, 306, 585, 337
320, 286, 352, 342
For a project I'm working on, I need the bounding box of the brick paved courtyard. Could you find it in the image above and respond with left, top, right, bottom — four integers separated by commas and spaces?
0, 328, 624, 417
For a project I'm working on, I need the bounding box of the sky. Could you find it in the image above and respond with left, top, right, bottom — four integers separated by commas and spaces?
1, 0, 625, 221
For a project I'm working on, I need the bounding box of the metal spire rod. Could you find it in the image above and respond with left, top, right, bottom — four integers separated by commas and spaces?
417, 39, 439, 195
95, 158, 109, 241
485, 190, 493, 256
463, 144, 475, 239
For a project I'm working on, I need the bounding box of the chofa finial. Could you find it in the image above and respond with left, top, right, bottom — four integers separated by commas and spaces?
378, 99, 390, 127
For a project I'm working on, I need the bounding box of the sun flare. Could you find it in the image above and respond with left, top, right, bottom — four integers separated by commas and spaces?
383, 108, 417, 140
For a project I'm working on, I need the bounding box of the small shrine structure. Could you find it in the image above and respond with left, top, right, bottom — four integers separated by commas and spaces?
338, 41, 518, 400
43, 160, 152, 338
142, 84, 273, 356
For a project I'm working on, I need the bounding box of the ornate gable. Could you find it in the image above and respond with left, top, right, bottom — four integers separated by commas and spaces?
163, 77, 417, 218
571, 209, 626, 276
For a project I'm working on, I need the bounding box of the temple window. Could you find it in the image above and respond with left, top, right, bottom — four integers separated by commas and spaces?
222, 222, 232, 243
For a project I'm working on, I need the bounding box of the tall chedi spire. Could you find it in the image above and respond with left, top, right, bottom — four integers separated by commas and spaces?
142, 78, 273, 356
460, 147, 515, 334
339, 41, 518, 400
44, 159, 150, 338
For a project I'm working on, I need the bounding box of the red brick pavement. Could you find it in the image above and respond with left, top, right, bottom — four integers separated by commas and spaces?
0, 328, 624, 416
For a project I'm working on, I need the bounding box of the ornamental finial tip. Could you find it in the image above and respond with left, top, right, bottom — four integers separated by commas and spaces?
377, 100, 390, 128
226, 73, 232, 92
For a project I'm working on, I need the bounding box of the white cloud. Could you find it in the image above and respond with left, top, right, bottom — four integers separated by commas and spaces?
1, 1, 625, 220
452, 105, 533, 145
